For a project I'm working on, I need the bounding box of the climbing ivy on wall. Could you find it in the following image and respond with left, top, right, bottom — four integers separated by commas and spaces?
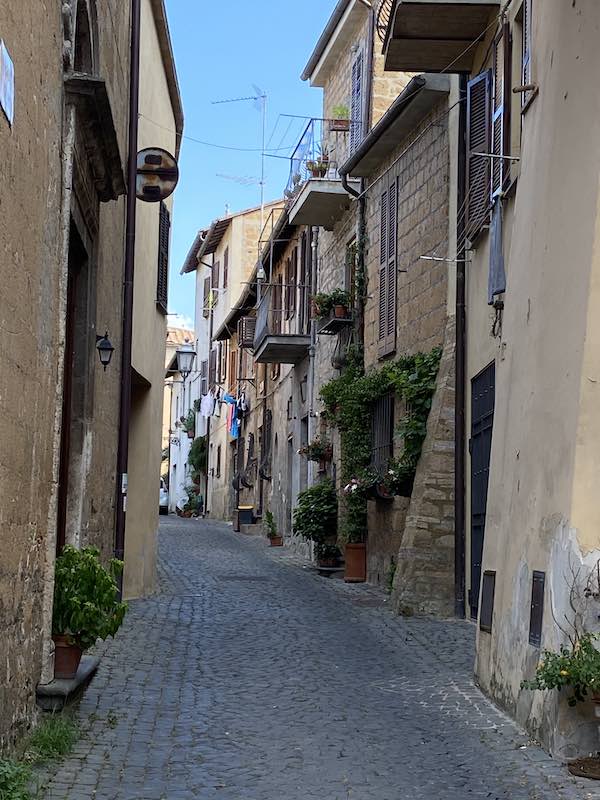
320, 346, 442, 544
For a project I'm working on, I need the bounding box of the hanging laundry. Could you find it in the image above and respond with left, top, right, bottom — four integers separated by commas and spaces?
200, 391, 214, 419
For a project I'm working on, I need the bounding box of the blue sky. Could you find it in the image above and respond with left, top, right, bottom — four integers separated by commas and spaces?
164, 0, 334, 326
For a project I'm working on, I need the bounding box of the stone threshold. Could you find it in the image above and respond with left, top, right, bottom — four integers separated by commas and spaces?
36, 656, 100, 712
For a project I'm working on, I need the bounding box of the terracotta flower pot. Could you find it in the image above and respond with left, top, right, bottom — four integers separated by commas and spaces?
269, 536, 283, 547
53, 635, 83, 680
330, 119, 350, 132
334, 304, 348, 318
344, 542, 366, 583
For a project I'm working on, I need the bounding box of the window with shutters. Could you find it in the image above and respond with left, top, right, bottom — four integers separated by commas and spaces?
299, 231, 311, 334
208, 348, 217, 388
273, 275, 283, 334
156, 201, 170, 313
371, 393, 394, 472
492, 22, 512, 198
290, 247, 297, 318
217, 341, 228, 385
466, 70, 492, 240
212, 260, 220, 305
350, 51, 364, 154
202, 275, 211, 318
228, 348, 237, 393
378, 178, 398, 358
284, 257, 291, 320
521, 0, 532, 109
223, 246, 229, 289
529, 570, 545, 647
200, 359, 208, 396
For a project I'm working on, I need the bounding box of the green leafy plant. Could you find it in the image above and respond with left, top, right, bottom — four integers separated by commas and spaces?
181, 408, 195, 433
264, 510, 279, 540
293, 480, 338, 547
320, 347, 442, 542
188, 435, 208, 475
521, 633, 600, 706
298, 435, 332, 462
331, 104, 350, 120
0, 759, 31, 800
313, 289, 351, 318
52, 546, 127, 651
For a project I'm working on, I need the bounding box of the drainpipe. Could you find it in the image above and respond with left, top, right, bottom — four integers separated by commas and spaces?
114, 0, 141, 587
454, 75, 468, 619
307, 226, 319, 488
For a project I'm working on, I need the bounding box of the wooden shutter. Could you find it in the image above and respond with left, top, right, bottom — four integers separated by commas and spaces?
466, 70, 492, 240
208, 348, 217, 388
213, 259, 220, 290
290, 247, 298, 317
350, 51, 363, 153
521, 0, 532, 107
284, 257, 291, 319
156, 201, 170, 313
228, 349, 237, 392
237, 316, 256, 349
378, 179, 397, 357
529, 571, 545, 646
492, 23, 511, 197
200, 359, 208, 396
203, 276, 211, 318
223, 247, 229, 289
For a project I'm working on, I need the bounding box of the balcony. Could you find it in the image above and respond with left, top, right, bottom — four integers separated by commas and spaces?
253, 284, 311, 365
284, 118, 360, 231
377, 0, 500, 73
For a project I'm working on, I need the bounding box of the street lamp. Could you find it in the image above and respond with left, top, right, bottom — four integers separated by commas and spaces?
175, 340, 196, 379
96, 332, 115, 370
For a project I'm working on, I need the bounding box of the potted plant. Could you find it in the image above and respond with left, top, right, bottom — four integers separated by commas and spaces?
315, 542, 341, 569
306, 159, 320, 178
329, 288, 351, 318
330, 104, 350, 132
182, 409, 195, 439
341, 483, 368, 582
188, 436, 208, 481
264, 510, 283, 547
293, 479, 338, 564
52, 546, 127, 679
298, 435, 333, 464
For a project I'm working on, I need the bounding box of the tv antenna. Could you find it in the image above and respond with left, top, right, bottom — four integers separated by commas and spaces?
211, 86, 267, 228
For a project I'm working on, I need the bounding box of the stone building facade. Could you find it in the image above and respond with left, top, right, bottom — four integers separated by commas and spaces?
0, 0, 132, 749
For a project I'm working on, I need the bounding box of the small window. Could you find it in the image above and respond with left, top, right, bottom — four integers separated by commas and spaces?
371, 392, 394, 473
479, 571, 496, 633
529, 570, 545, 647
223, 247, 229, 289
156, 201, 170, 313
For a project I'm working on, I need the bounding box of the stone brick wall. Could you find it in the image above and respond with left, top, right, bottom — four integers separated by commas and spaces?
364, 99, 450, 366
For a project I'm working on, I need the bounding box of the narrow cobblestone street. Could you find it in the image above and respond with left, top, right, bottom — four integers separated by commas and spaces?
41, 517, 600, 800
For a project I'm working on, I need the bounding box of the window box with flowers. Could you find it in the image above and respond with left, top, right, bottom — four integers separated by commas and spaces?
298, 436, 333, 469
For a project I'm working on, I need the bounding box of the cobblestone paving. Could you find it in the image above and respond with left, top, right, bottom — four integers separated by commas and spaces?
41, 517, 600, 800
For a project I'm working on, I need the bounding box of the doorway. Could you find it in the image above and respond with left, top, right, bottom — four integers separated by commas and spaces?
469, 362, 495, 619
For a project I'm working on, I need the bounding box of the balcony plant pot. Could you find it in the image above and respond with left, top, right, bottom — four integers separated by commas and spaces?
269, 535, 283, 547
344, 542, 366, 583
53, 635, 83, 680
330, 118, 350, 132
333, 304, 349, 318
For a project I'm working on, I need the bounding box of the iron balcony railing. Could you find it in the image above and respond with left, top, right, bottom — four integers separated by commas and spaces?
376, 0, 394, 42
284, 117, 355, 201
254, 282, 310, 349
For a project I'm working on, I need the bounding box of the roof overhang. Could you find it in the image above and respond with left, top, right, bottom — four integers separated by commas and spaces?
340, 74, 450, 178
180, 230, 208, 274
198, 218, 232, 258
383, 0, 500, 73
302, 0, 371, 87
149, 0, 184, 157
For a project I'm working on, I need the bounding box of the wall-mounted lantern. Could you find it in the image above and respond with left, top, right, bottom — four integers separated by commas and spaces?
96, 331, 115, 370
175, 340, 196, 379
